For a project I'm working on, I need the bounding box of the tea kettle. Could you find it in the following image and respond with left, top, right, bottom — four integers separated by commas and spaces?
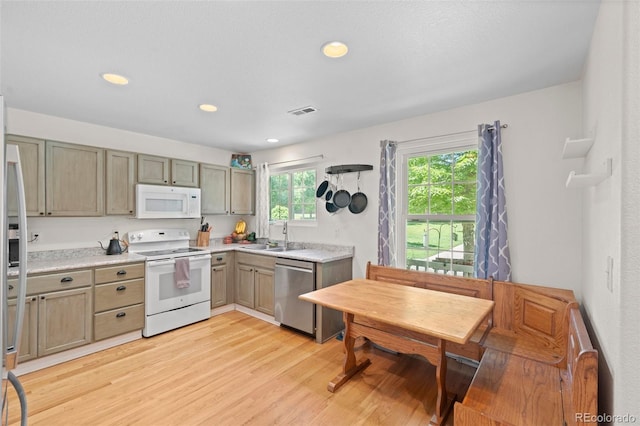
99, 232, 124, 255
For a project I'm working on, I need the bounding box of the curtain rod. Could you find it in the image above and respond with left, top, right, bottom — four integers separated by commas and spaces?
268, 154, 324, 167
398, 123, 508, 145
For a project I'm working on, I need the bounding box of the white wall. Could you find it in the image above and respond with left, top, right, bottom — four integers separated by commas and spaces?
6, 108, 241, 250
582, 0, 640, 420
252, 82, 584, 293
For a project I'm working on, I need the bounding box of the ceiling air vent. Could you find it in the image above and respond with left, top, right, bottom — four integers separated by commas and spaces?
288, 106, 317, 116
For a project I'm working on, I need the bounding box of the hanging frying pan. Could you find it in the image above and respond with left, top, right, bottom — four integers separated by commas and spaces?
348, 172, 368, 214
325, 175, 335, 201
316, 177, 329, 198
332, 175, 351, 208
325, 201, 340, 213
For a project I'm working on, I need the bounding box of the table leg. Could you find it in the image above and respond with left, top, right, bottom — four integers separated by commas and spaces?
430, 339, 455, 426
328, 312, 371, 392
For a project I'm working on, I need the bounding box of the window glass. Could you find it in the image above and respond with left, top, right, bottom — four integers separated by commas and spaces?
269, 169, 316, 221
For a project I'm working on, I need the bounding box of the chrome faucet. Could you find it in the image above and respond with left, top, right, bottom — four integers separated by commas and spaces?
282, 220, 288, 249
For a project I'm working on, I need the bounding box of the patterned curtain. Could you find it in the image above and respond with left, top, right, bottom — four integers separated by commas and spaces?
378, 140, 397, 266
255, 162, 270, 239
474, 121, 511, 281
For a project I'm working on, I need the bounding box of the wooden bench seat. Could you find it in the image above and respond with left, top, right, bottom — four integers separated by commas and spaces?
363, 262, 598, 425
455, 307, 597, 426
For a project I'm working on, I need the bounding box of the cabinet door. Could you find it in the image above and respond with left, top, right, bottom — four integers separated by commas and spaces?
255, 267, 275, 316
137, 154, 169, 185
200, 164, 230, 214
106, 150, 136, 215
38, 287, 92, 357
171, 159, 199, 187
7, 296, 38, 362
45, 141, 104, 216
6, 135, 46, 216
235, 264, 255, 308
230, 169, 255, 215
211, 264, 228, 308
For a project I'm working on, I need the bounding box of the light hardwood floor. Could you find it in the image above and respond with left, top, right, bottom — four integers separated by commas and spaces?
5, 311, 475, 425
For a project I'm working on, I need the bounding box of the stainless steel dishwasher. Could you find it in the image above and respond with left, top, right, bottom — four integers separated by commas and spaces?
274, 257, 315, 335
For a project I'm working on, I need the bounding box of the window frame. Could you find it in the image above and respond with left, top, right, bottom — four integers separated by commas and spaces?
268, 166, 317, 223
396, 135, 477, 270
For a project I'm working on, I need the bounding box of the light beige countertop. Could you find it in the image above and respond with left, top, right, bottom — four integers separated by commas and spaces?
9, 242, 353, 277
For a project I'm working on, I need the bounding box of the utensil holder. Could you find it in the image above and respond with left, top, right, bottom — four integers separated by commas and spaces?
196, 231, 210, 247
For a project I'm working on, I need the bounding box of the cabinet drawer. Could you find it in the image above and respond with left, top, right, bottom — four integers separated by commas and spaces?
29, 269, 92, 294
95, 263, 144, 284
94, 304, 144, 341
236, 252, 275, 270
94, 278, 144, 312
211, 252, 228, 266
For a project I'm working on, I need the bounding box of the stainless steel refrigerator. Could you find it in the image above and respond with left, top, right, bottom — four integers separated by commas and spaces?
1, 95, 29, 424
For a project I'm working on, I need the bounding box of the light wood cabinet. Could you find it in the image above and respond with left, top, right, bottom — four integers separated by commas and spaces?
38, 287, 93, 357
171, 159, 199, 187
45, 141, 104, 216
211, 252, 233, 308
235, 252, 274, 315
230, 168, 255, 215
138, 154, 198, 187
6, 135, 46, 216
93, 263, 145, 341
7, 296, 38, 363
137, 154, 169, 185
200, 164, 230, 214
106, 150, 136, 215
8, 268, 93, 359
255, 268, 275, 315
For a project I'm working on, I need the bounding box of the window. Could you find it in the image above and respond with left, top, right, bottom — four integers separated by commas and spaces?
269, 168, 316, 221
401, 147, 477, 276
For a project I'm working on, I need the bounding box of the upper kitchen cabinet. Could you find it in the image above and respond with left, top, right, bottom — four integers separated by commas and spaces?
137, 154, 170, 185
230, 168, 255, 215
6, 135, 46, 216
106, 150, 136, 215
45, 141, 104, 216
200, 164, 230, 214
171, 159, 199, 187
138, 154, 199, 187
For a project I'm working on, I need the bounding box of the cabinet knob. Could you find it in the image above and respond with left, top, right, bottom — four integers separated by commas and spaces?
40, 212, 44, 215
116, 270, 127, 276
41, 296, 45, 300
116, 312, 126, 318
129, 210, 133, 214
8, 284, 14, 290
116, 285, 127, 291
47, 212, 52, 215
216, 257, 223, 261
31, 297, 37, 301
60, 276, 74, 283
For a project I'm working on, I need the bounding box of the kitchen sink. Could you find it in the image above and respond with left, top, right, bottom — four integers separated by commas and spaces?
240, 244, 286, 252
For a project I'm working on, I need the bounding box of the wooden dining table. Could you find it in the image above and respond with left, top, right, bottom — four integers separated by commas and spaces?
299, 278, 495, 426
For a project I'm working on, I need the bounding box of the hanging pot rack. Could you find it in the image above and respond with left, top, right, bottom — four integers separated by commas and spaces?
325, 164, 373, 174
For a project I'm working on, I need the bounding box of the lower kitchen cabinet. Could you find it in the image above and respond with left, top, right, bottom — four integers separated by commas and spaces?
8, 269, 94, 359
93, 263, 145, 341
235, 252, 274, 315
38, 287, 93, 356
7, 296, 38, 363
211, 252, 233, 308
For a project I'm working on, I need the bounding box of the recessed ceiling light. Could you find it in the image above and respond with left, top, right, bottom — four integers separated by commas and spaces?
322, 41, 349, 58
199, 104, 218, 112
101, 73, 129, 85
266, 138, 279, 143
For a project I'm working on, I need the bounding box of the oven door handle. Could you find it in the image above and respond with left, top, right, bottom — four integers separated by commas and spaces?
147, 254, 211, 267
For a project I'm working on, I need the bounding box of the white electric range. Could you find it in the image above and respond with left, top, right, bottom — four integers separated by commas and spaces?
127, 229, 211, 337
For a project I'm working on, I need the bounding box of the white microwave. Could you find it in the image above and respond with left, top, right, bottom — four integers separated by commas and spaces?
135, 184, 201, 219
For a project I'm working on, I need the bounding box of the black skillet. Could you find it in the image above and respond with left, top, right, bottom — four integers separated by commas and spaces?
348, 172, 368, 214
316, 178, 329, 198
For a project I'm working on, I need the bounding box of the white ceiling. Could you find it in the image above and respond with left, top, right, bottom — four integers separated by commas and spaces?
1, 1, 600, 153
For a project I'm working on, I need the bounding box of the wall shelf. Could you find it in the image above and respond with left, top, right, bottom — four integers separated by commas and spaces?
325, 164, 373, 174
565, 158, 612, 188
562, 137, 594, 159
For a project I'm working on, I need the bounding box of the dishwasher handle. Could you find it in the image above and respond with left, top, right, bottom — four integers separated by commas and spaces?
276, 265, 313, 274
